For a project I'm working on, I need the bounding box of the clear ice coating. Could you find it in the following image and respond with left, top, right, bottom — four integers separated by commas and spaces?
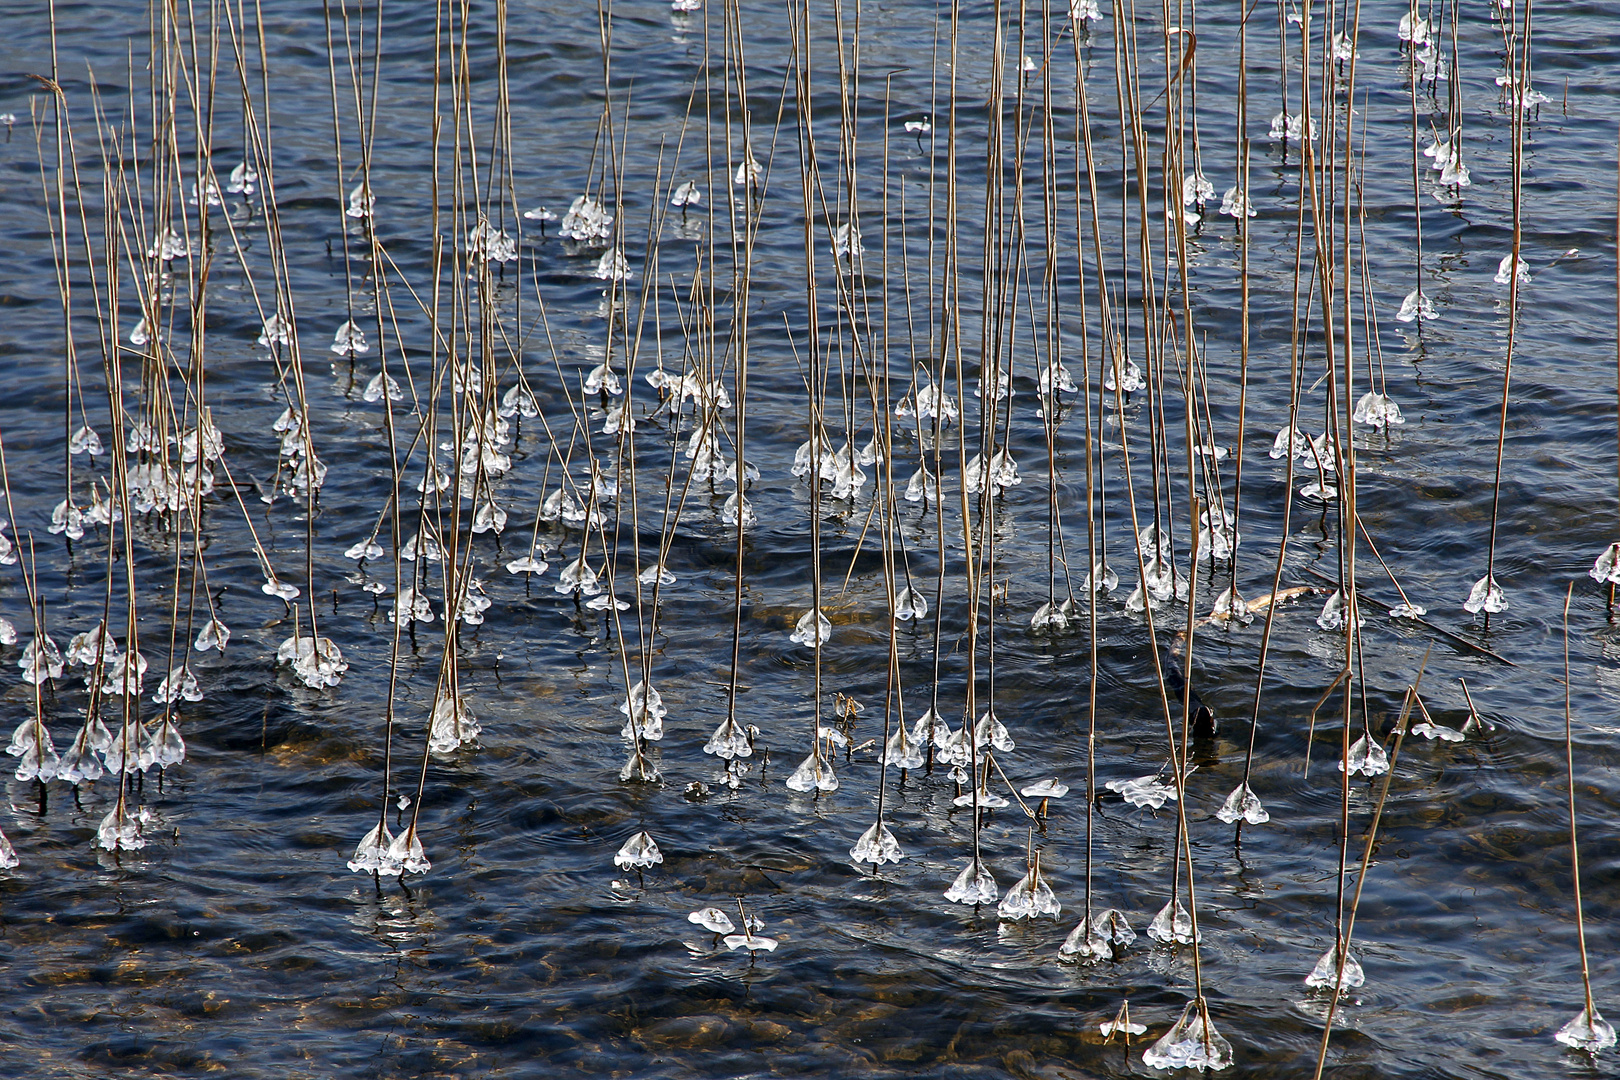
593, 247, 632, 281
1494, 253, 1531, 286
1317, 590, 1352, 631
427, 692, 480, 754
972, 710, 1015, 753
1100, 999, 1147, 1039
688, 907, 735, 934
1399, 284, 1438, 323
1556, 1006, 1618, 1052
944, 858, 998, 905
346, 182, 375, 219
1398, 11, 1434, 45
1059, 907, 1135, 961
733, 155, 764, 187
56, 724, 104, 784
1084, 560, 1118, 594
1353, 391, 1406, 430
506, 553, 550, 576
997, 857, 1060, 920
97, 804, 147, 852
276, 635, 348, 690
1267, 110, 1315, 141
559, 194, 614, 242
912, 708, 952, 751
1343, 733, 1390, 777
1590, 541, 1620, 585
1304, 943, 1366, 992
789, 608, 832, 647
953, 783, 1010, 809
362, 371, 402, 402
1030, 600, 1071, 631
703, 717, 753, 759
385, 825, 431, 875
722, 930, 778, 953
1107, 774, 1178, 811
1104, 356, 1144, 393
1211, 586, 1251, 626
153, 665, 203, 705
1148, 897, 1197, 945
555, 555, 602, 597
882, 724, 924, 770
849, 821, 904, 867
257, 311, 292, 348
8, 717, 59, 782
670, 180, 702, 207
1411, 719, 1466, 742
1214, 783, 1269, 825
618, 681, 668, 742
785, 750, 838, 793
347, 821, 395, 873
330, 319, 370, 356
614, 831, 663, 869
1464, 574, 1508, 615
19, 634, 64, 685
893, 586, 928, 622
1218, 185, 1255, 218
1142, 998, 1233, 1072
1269, 425, 1310, 460
1182, 171, 1215, 207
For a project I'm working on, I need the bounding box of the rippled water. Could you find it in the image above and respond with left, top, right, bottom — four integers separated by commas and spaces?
2, 2, 1620, 1077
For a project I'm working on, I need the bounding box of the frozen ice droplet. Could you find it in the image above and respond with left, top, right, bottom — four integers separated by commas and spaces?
785, 750, 838, 793
1059, 907, 1135, 961
1219, 185, 1255, 219
1304, 942, 1366, 991
849, 821, 904, 867
788, 608, 832, 647
1099, 998, 1148, 1040
997, 854, 1060, 920
688, 906, 734, 934
1556, 1006, 1618, 1052
613, 830, 663, 869
1270, 425, 1309, 460
331, 320, 370, 356
1353, 391, 1405, 430
1211, 586, 1252, 626
722, 928, 779, 953
1215, 783, 1269, 825
1142, 998, 1232, 1071
944, 858, 998, 905
882, 724, 924, 770
893, 586, 928, 622
1148, 897, 1197, 944
1106, 774, 1179, 811
1030, 600, 1070, 632
97, 804, 147, 852
1396, 287, 1437, 323
1464, 574, 1507, 615
972, 709, 1015, 752
1494, 253, 1531, 286
262, 576, 300, 601
1590, 542, 1620, 585
1411, 718, 1466, 742
347, 820, 395, 873
1342, 733, 1389, 777
385, 825, 430, 875
1317, 590, 1352, 631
